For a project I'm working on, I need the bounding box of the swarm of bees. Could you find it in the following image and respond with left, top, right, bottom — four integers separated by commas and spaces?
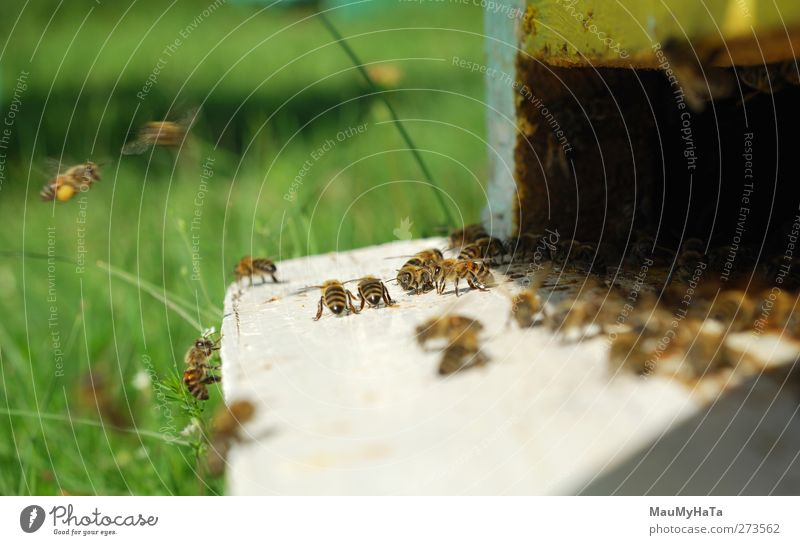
39, 161, 101, 202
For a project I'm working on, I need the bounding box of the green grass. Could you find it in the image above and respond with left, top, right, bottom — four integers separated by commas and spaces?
0, 1, 488, 494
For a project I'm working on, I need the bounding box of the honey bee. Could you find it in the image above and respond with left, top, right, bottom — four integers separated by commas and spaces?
759, 289, 800, 336
416, 315, 484, 347
670, 240, 707, 283
349, 276, 395, 310
438, 342, 489, 376
449, 223, 488, 248
313, 280, 360, 320
704, 289, 758, 331
40, 161, 101, 202
183, 334, 222, 401
738, 64, 786, 94
458, 236, 506, 263
543, 282, 616, 339
608, 330, 660, 375
394, 249, 442, 294
508, 264, 551, 328
434, 259, 494, 296
207, 399, 256, 476
396, 263, 436, 294
669, 321, 732, 381
122, 107, 200, 155
661, 40, 733, 111
506, 232, 547, 262
234, 256, 279, 286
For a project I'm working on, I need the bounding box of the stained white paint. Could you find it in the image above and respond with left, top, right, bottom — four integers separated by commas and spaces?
219, 238, 800, 494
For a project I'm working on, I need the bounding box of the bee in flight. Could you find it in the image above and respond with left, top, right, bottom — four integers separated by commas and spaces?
208, 399, 256, 475
183, 331, 221, 400
311, 280, 360, 320
39, 161, 101, 202
234, 256, 279, 286
346, 276, 396, 310
122, 107, 200, 155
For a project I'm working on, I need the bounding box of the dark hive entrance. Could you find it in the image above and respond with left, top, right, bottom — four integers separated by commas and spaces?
514, 54, 800, 281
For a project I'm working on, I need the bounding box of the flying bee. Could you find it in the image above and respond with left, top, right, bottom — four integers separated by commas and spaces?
396, 264, 436, 294
122, 107, 200, 155
234, 256, 279, 286
449, 223, 489, 248
438, 341, 489, 376
346, 276, 396, 310
434, 259, 493, 296
40, 161, 101, 202
312, 280, 360, 320
416, 315, 484, 347
208, 399, 256, 476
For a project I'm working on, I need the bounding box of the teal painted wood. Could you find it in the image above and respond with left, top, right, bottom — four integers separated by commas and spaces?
483, 1, 523, 238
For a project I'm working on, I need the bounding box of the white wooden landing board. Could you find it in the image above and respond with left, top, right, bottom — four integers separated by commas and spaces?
220, 238, 800, 495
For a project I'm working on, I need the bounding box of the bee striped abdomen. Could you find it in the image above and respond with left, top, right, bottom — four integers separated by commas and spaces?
324, 284, 347, 313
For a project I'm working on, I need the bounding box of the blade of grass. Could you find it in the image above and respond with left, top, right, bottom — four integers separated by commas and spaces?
318, 11, 456, 227
97, 260, 211, 331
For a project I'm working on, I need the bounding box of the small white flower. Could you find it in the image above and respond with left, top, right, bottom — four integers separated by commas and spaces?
131, 370, 151, 391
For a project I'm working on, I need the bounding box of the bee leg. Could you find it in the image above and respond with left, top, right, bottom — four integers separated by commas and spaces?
271, 274, 279, 283
249, 275, 254, 287
346, 290, 360, 314
314, 296, 324, 321
454, 279, 460, 297
358, 293, 366, 311
382, 284, 396, 306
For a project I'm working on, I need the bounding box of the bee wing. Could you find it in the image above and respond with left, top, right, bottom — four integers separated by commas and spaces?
292, 285, 321, 295
121, 138, 149, 155
178, 106, 201, 131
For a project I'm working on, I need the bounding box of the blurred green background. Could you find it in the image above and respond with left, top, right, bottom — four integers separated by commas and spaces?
0, 0, 488, 494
